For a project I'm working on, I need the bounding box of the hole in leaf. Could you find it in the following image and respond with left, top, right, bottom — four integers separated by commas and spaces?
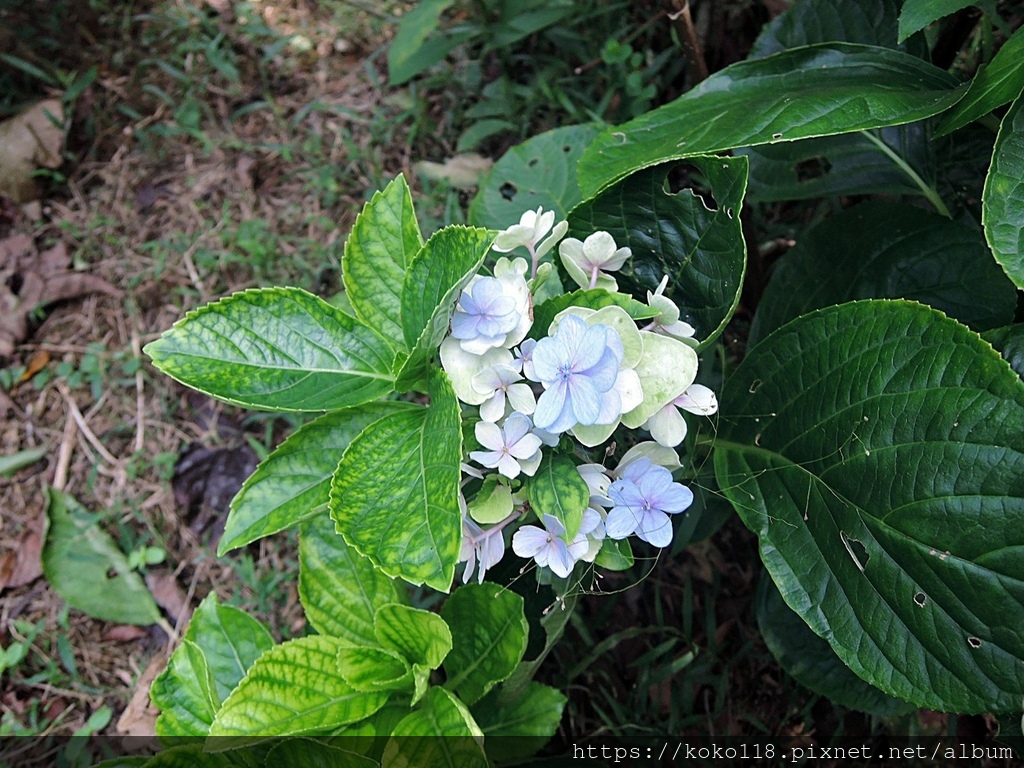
499, 182, 517, 201
914, 592, 926, 607
106, 568, 118, 579
562, 145, 572, 153
795, 156, 832, 181
840, 532, 869, 572
7, 272, 23, 295
527, 158, 539, 168
748, 379, 763, 394
968, 636, 982, 649
664, 164, 717, 210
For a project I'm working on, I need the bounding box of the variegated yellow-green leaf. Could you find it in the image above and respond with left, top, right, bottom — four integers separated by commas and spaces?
331, 368, 462, 591
442, 584, 528, 705
343, 174, 423, 352
299, 513, 403, 645
208, 636, 389, 744
383, 688, 487, 766
151, 639, 219, 737
983, 95, 1024, 289
144, 287, 395, 412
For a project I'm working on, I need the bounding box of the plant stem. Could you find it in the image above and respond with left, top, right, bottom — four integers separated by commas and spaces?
860, 130, 952, 219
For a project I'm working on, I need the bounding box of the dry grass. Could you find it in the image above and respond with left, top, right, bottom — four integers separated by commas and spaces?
0, 0, 424, 736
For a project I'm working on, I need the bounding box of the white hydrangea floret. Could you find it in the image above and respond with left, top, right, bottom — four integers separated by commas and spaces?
559, 231, 631, 291
643, 383, 719, 448
492, 207, 568, 261
647, 276, 696, 343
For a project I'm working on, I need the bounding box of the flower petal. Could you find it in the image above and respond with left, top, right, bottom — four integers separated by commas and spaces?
512, 526, 548, 558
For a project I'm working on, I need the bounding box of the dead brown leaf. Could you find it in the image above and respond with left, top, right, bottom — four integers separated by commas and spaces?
172, 442, 257, 533
116, 652, 166, 738
0, 99, 66, 203
0, 528, 44, 592
16, 349, 50, 385
0, 233, 120, 356
145, 570, 190, 627
103, 624, 149, 643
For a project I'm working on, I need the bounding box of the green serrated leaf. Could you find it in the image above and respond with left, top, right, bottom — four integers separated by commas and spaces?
983, 324, 1024, 380
935, 27, 1024, 137
42, 489, 160, 625
264, 738, 377, 768
375, 603, 452, 671
471, 681, 566, 760
578, 43, 963, 196
144, 288, 395, 412
331, 369, 462, 591
442, 584, 528, 705
749, 201, 1017, 346
384, 688, 486, 764
983, 95, 1024, 289
337, 646, 412, 693
181, 594, 275, 703
221, 404, 409, 553
151, 639, 219, 737
756, 572, 916, 716
469, 124, 603, 230
568, 156, 747, 348
715, 300, 1024, 712
396, 227, 494, 389
208, 636, 389, 744
343, 175, 423, 351
529, 290, 656, 341
299, 513, 402, 644
530, 453, 588, 539
898, 0, 977, 42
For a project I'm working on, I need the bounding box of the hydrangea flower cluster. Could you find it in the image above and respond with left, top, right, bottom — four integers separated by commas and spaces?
442, 207, 718, 584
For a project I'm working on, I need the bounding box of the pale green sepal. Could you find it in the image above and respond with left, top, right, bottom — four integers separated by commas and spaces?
207, 636, 389, 745
343, 174, 423, 353
622, 332, 699, 428
595, 538, 634, 571
374, 603, 453, 670
616, 441, 682, 473
571, 421, 617, 448
143, 288, 396, 412
468, 478, 514, 524
330, 368, 462, 591
299, 513, 402, 645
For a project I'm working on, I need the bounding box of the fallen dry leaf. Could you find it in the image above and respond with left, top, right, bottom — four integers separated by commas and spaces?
17, 349, 49, 385
0, 99, 66, 203
116, 652, 166, 739
145, 570, 190, 627
414, 153, 493, 190
103, 624, 150, 643
0, 528, 44, 592
1, 233, 120, 356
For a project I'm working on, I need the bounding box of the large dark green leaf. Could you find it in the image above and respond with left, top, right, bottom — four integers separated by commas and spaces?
898, 0, 978, 42
984, 325, 1024, 380
469, 124, 603, 230
568, 156, 747, 347
756, 572, 916, 716
299, 513, 402, 645
577, 43, 962, 196
471, 681, 566, 762
383, 688, 487, 767
342, 175, 423, 352
983, 95, 1024, 288
715, 300, 1024, 712
144, 288, 395, 412
935, 27, 1024, 137
750, 201, 1017, 346
330, 369, 462, 591
220, 404, 409, 553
